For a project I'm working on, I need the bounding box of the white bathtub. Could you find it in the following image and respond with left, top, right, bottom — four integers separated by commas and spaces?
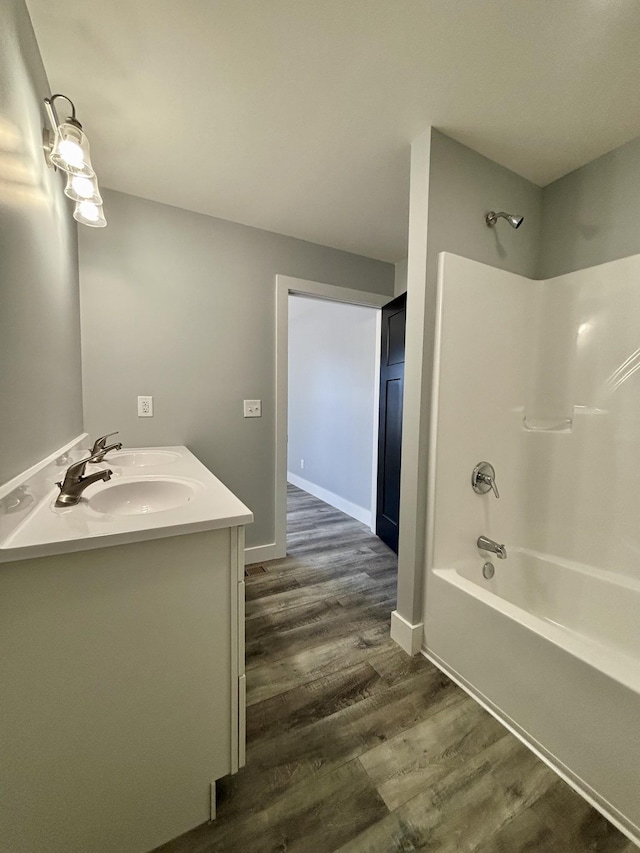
425, 552, 640, 846
425, 253, 640, 846
440, 549, 640, 696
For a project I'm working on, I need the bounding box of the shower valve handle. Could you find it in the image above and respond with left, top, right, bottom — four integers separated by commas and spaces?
471, 462, 500, 499
480, 473, 500, 499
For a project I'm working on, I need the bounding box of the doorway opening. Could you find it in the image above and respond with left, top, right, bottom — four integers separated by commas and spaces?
275, 276, 389, 559
287, 293, 380, 529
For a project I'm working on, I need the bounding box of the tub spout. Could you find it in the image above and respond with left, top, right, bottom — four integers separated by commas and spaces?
477, 535, 507, 560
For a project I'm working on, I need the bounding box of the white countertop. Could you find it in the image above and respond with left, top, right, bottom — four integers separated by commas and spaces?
0, 443, 253, 564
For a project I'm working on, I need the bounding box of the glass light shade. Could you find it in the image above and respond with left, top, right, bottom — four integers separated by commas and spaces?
50, 121, 95, 177
73, 200, 107, 228
64, 173, 102, 204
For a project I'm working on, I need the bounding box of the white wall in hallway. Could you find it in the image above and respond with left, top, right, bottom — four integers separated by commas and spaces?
287, 295, 378, 525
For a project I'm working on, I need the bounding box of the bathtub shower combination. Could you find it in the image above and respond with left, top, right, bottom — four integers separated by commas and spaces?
425, 252, 640, 845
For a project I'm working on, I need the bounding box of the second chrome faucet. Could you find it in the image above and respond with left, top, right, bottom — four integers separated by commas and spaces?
90, 431, 123, 463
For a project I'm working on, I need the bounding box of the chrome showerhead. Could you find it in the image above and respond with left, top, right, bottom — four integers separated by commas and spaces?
485, 211, 524, 229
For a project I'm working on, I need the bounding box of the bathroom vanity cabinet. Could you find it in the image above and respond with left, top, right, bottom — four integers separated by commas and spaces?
0, 444, 251, 853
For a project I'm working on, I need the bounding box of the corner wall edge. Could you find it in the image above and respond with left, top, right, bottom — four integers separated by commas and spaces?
390, 610, 423, 655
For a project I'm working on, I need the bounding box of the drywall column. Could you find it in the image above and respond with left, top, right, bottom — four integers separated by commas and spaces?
392, 129, 543, 654
391, 129, 432, 653
394, 258, 408, 296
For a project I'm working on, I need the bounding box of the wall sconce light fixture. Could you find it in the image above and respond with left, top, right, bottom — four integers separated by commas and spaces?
43, 94, 107, 228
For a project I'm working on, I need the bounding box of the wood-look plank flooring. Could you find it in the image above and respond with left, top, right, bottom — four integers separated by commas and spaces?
156, 485, 636, 853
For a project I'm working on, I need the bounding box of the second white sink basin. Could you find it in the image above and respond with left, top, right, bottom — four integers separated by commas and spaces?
108, 450, 181, 468
88, 477, 200, 516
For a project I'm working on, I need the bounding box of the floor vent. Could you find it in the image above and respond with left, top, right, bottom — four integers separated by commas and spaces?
245, 564, 267, 577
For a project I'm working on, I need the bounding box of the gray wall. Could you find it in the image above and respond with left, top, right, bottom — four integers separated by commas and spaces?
0, 0, 82, 487
539, 134, 640, 279
428, 130, 542, 283
79, 189, 393, 548
288, 295, 377, 513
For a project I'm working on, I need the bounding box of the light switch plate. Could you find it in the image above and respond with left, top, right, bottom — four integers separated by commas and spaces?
243, 400, 261, 418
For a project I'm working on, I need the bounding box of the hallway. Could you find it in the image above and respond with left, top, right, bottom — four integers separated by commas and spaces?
157, 486, 633, 852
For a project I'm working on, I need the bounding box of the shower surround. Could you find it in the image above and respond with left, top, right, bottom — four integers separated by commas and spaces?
424, 252, 640, 846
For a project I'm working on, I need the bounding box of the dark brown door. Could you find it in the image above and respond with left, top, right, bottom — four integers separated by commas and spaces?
376, 292, 406, 553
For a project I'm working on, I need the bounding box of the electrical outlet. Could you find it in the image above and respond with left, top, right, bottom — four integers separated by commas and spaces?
300, 459, 304, 470
243, 400, 262, 418
138, 395, 153, 417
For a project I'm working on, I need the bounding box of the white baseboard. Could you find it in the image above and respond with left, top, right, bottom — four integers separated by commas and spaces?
390, 610, 424, 655
287, 472, 372, 526
244, 543, 282, 565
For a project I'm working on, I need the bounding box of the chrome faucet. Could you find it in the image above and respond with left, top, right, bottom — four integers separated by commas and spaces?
477, 535, 507, 560
55, 452, 113, 507
90, 432, 122, 463
91, 441, 122, 463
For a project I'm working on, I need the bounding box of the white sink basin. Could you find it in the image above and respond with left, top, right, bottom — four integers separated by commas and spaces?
88, 477, 200, 516
108, 450, 180, 468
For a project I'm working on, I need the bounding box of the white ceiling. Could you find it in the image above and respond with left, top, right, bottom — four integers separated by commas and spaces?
26, 0, 640, 262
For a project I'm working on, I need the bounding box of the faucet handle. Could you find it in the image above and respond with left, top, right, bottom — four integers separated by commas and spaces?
91, 432, 119, 454
66, 450, 110, 480
482, 473, 500, 499
472, 462, 500, 499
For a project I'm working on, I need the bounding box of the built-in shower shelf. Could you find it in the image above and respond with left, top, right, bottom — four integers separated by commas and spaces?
522, 417, 573, 432
521, 406, 608, 432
